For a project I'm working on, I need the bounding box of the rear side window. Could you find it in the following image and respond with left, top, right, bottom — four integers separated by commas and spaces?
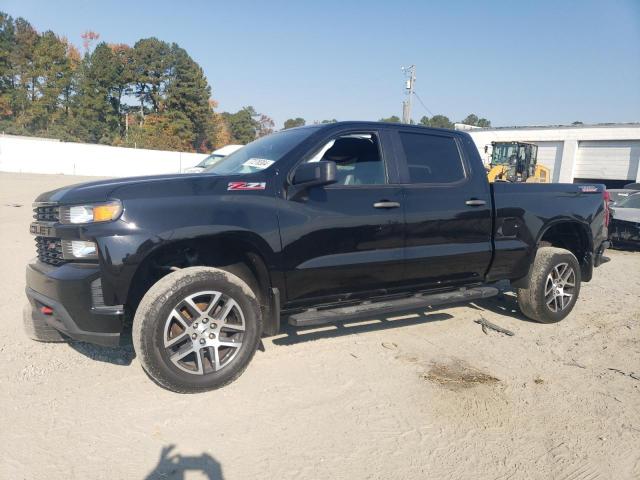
399, 132, 465, 184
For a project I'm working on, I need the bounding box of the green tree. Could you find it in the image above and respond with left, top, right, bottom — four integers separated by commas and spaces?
71, 42, 123, 143
165, 44, 214, 151
0, 12, 16, 120
31, 31, 73, 132
460, 113, 490, 128
320, 119, 337, 124
0, 12, 255, 152
9, 17, 38, 129
428, 115, 453, 129
222, 106, 264, 144
131, 37, 171, 115
379, 115, 400, 123
462, 114, 478, 126
283, 117, 305, 129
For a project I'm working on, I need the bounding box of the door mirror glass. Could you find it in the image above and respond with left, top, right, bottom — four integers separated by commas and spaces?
292, 160, 337, 187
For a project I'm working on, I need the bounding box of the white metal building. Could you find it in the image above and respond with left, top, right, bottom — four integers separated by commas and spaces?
456, 124, 640, 187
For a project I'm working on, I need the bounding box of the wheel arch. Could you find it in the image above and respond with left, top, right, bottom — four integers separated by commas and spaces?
535, 219, 593, 281
125, 231, 280, 335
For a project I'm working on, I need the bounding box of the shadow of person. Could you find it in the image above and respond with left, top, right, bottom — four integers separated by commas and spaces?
145, 445, 224, 480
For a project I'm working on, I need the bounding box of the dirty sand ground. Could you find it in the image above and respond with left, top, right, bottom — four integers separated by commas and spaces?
0, 172, 639, 480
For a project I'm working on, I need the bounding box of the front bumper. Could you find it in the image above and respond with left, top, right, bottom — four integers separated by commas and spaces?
609, 219, 640, 248
25, 260, 124, 347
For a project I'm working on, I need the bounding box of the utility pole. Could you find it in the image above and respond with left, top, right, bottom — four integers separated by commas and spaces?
401, 65, 416, 124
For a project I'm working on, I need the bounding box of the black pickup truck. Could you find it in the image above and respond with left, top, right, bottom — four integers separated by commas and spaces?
25, 122, 610, 392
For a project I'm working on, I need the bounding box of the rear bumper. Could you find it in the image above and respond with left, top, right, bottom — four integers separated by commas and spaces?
25, 260, 124, 347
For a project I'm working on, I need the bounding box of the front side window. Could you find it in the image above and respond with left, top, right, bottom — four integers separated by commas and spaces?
305, 132, 386, 186
399, 132, 465, 184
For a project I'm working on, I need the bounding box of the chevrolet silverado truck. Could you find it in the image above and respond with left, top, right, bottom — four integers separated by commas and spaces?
25, 122, 610, 393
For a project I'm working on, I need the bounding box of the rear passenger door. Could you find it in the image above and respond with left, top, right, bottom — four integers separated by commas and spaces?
393, 129, 493, 288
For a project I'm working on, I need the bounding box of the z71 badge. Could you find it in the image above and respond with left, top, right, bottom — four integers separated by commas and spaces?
227, 182, 266, 191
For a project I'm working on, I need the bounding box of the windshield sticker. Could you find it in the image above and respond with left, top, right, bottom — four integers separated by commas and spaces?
228, 182, 266, 191
242, 158, 274, 169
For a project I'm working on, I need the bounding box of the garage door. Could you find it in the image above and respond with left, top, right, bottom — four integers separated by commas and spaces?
532, 141, 563, 182
574, 141, 640, 180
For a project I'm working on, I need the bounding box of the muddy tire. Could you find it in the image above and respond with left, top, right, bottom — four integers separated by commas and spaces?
23, 304, 67, 342
132, 266, 262, 393
517, 247, 581, 323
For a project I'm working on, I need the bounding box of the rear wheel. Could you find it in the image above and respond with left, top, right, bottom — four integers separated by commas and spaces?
516, 247, 581, 323
132, 266, 262, 393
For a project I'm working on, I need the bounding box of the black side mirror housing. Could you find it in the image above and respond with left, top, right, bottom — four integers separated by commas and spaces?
292, 161, 337, 187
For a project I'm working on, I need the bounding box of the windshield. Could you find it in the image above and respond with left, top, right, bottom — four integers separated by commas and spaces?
617, 193, 640, 209
206, 128, 316, 175
492, 144, 519, 165
197, 154, 225, 168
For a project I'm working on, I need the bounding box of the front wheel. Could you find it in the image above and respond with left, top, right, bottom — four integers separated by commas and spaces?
132, 266, 262, 393
516, 247, 581, 323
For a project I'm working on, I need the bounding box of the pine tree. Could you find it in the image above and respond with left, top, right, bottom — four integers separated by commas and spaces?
72, 43, 121, 143
165, 44, 213, 151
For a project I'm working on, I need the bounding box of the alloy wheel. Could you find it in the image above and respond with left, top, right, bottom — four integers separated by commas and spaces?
544, 263, 576, 312
163, 290, 245, 375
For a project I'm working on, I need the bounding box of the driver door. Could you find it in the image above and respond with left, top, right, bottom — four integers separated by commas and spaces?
279, 129, 406, 305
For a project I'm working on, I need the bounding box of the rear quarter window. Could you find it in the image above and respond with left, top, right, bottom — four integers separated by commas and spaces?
399, 132, 465, 184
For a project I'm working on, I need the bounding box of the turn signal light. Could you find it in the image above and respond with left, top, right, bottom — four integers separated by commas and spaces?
40, 306, 53, 315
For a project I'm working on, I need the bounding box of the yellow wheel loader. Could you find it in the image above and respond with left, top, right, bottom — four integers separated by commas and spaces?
486, 141, 550, 183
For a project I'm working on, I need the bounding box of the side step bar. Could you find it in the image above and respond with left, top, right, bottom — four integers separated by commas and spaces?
287, 286, 499, 327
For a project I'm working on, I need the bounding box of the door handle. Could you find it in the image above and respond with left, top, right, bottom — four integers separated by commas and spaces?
465, 199, 487, 206
373, 201, 401, 209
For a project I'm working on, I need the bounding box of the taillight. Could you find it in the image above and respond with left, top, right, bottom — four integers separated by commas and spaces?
603, 190, 611, 227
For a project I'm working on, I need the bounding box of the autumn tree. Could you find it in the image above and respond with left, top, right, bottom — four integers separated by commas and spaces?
0, 11, 260, 152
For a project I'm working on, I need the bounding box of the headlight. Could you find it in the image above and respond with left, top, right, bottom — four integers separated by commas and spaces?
60, 201, 122, 224
61, 240, 98, 259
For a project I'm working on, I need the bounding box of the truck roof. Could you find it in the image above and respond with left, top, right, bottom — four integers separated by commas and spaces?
288, 121, 464, 136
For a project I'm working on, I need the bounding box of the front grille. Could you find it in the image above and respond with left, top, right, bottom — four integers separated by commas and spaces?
610, 219, 640, 243
33, 204, 60, 222
35, 236, 67, 266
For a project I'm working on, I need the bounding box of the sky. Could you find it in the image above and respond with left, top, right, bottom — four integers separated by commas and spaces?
3, 0, 640, 128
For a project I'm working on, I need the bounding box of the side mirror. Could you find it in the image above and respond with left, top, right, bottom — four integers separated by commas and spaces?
292, 161, 337, 187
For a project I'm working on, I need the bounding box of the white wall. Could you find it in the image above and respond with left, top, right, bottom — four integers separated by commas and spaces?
0, 135, 208, 177
462, 124, 640, 183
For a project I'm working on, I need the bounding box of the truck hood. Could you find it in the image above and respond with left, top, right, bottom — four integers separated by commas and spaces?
35, 173, 221, 204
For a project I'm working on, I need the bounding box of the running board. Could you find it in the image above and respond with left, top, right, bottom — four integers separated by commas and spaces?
287, 286, 499, 327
